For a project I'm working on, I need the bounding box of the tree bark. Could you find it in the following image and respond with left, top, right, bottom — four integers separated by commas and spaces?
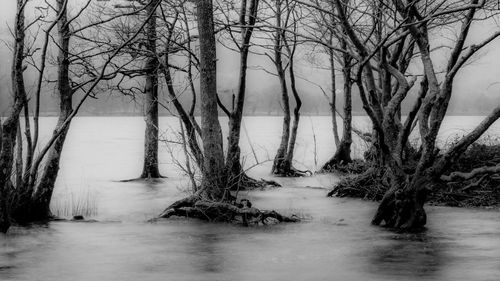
225, 0, 260, 189
141, 0, 161, 179
371, 174, 428, 230
321, 49, 353, 172
163, 57, 204, 170
271, 1, 291, 175
283, 46, 301, 170
329, 47, 340, 147
13, 0, 73, 223
197, 0, 227, 200
0, 0, 28, 233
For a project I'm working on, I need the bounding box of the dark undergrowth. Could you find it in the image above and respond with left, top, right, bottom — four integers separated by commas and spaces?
329, 138, 500, 208
321, 159, 371, 175
431, 141, 500, 207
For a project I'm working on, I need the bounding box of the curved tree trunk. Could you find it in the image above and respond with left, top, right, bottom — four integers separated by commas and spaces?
163, 57, 204, 169
281, 31, 303, 176
141, 0, 161, 179
271, 1, 291, 175
19, 114, 71, 222
271, 50, 291, 174
321, 51, 353, 172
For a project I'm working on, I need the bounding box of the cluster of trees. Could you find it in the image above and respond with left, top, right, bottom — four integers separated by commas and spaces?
2, 0, 500, 233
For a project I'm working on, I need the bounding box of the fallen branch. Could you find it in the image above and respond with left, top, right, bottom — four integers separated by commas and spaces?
441, 164, 500, 181
460, 174, 488, 192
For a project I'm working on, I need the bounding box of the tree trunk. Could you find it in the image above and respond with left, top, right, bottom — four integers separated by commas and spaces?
24, 113, 71, 222
0, 0, 27, 233
371, 174, 428, 230
271, 59, 290, 175
13, 0, 73, 222
271, 2, 291, 175
163, 57, 204, 169
283, 37, 301, 174
225, 0, 260, 189
329, 47, 340, 147
321, 52, 353, 172
141, 0, 161, 179
197, 0, 227, 200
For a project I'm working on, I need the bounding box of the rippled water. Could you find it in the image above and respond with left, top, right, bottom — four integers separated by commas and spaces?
1, 116, 499, 281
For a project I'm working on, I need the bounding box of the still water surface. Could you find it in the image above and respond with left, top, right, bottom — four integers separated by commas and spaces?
1, 116, 499, 281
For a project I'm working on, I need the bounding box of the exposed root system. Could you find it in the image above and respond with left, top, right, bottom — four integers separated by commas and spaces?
158, 196, 299, 225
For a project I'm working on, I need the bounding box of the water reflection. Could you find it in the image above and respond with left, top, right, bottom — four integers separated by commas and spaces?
191, 232, 225, 274
365, 231, 446, 279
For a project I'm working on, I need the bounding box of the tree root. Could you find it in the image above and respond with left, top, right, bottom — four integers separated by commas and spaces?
117, 176, 166, 183
228, 173, 282, 191
272, 167, 312, 178
371, 188, 427, 231
157, 197, 299, 225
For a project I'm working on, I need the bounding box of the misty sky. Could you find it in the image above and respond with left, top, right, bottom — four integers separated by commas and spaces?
1, 1, 500, 116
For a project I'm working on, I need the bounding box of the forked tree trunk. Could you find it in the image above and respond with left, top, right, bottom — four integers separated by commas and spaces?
225, 0, 260, 189
197, 0, 227, 200
0, 0, 27, 233
271, 1, 291, 175
371, 171, 429, 230
21, 113, 72, 222
141, 0, 161, 179
13, 0, 73, 223
271, 54, 291, 175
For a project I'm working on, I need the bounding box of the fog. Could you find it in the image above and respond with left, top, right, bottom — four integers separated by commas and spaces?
2, 1, 500, 116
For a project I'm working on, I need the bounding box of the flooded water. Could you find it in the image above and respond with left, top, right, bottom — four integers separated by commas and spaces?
1, 116, 500, 281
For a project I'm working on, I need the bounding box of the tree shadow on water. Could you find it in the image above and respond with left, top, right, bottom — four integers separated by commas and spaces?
364, 230, 448, 280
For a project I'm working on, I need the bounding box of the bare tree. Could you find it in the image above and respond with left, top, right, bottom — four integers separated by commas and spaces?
196, 0, 228, 198
141, 0, 162, 179
0, 0, 156, 233
317, 0, 354, 171
158, 0, 297, 224
266, 0, 308, 176
324, 0, 500, 229
216, 0, 276, 189
112, 0, 163, 179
